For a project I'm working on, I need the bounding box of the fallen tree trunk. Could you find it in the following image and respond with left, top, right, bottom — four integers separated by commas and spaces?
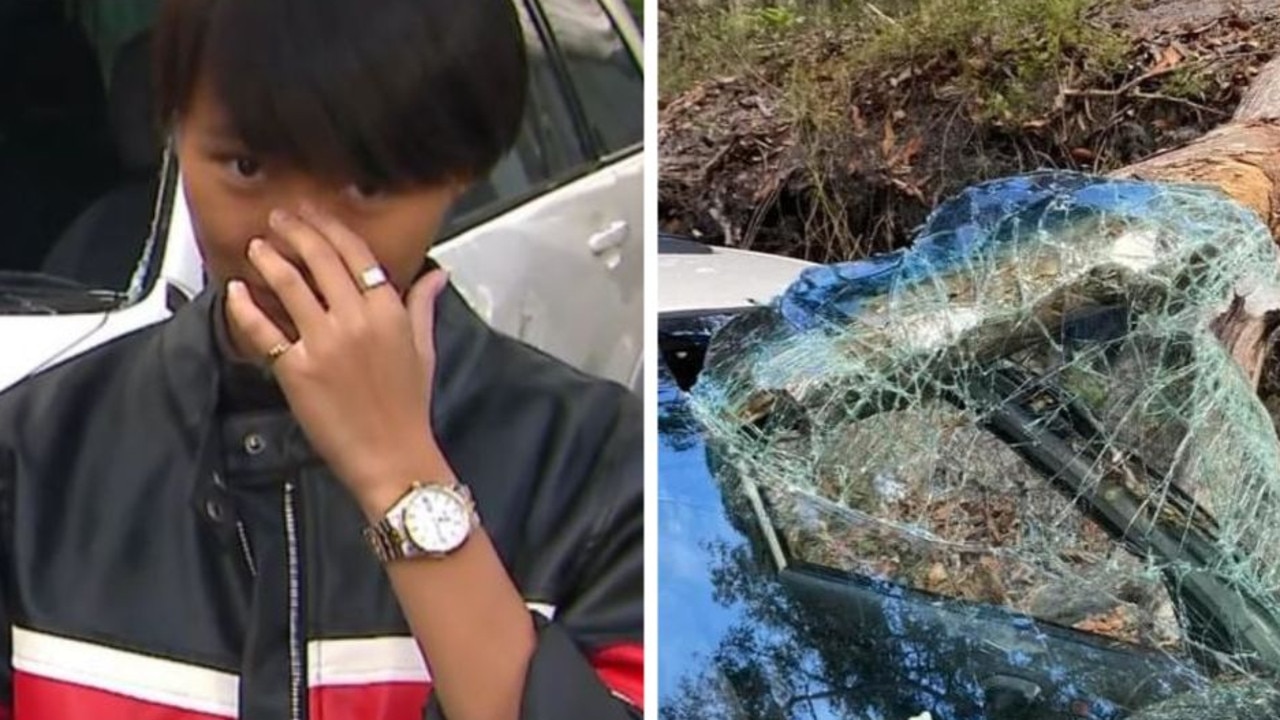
1111, 56, 1280, 388
1113, 59, 1280, 236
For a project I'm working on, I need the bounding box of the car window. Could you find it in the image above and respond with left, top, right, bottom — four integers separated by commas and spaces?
438, 1, 589, 239
539, 0, 643, 157
0, 4, 160, 308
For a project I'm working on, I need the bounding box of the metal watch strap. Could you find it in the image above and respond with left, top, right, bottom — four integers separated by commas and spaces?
362, 481, 479, 562
363, 518, 406, 562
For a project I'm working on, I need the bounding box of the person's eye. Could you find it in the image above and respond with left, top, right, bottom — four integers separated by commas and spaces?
224, 156, 264, 182
343, 181, 388, 203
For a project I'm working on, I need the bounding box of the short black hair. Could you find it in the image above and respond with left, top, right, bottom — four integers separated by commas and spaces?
154, 0, 528, 188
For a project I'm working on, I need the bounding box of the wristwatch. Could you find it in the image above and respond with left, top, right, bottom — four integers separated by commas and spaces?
363, 481, 480, 562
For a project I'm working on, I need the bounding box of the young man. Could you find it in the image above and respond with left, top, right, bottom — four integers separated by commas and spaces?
0, 1, 642, 718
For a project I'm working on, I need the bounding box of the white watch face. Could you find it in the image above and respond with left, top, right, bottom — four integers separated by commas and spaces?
402, 486, 471, 553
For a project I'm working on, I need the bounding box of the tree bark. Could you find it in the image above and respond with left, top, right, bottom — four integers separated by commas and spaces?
1109, 57, 1280, 386
1235, 58, 1280, 123
1112, 58, 1280, 234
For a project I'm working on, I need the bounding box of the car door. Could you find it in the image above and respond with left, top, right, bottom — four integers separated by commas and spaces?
429, 0, 644, 393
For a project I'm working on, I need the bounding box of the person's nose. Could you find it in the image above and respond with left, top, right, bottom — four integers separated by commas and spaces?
268, 176, 340, 221
257, 178, 342, 249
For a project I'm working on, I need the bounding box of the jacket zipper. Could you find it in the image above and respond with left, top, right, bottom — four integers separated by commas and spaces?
284, 481, 304, 720
235, 520, 258, 578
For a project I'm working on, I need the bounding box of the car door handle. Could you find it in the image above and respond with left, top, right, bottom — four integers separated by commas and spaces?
588, 221, 629, 255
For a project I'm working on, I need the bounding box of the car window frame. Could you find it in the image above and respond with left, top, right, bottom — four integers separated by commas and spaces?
587, 0, 647, 163
526, 0, 643, 165
101, 139, 178, 312
434, 0, 638, 242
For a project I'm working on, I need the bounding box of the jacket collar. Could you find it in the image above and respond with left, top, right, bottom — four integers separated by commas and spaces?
158, 287, 223, 439
156, 276, 492, 445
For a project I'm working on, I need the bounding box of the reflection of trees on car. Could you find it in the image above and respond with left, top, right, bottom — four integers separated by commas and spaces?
658, 379, 704, 454
662, 543, 852, 720
663, 538, 951, 720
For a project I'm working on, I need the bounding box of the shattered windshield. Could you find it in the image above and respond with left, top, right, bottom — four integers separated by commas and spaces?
677, 170, 1280, 719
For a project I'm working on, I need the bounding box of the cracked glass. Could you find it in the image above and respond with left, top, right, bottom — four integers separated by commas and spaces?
663, 171, 1280, 720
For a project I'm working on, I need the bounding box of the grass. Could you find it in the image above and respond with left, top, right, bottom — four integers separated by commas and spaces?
661, 0, 1134, 259
876, 0, 1128, 122
659, 3, 883, 96
1159, 64, 1215, 101
661, 0, 1129, 122
659, 6, 780, 96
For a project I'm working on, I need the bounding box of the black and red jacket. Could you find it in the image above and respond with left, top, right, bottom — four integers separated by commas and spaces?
0, 282, 643, 719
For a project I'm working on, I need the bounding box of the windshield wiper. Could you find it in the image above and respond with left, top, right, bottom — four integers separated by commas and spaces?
961, 364, 1280, 677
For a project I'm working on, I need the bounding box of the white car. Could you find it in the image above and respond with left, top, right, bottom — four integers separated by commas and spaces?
658, 233, 814, 319
0, 0, 643, 394
657, 232, 814, 390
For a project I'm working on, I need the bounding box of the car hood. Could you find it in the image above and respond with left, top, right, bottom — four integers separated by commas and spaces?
658, 236, 814, 317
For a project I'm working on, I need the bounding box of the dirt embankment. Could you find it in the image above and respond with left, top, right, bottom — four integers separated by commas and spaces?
659, 0, 1280, 262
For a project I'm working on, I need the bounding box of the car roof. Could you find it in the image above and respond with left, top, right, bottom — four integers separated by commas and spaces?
658, 234, 814, 317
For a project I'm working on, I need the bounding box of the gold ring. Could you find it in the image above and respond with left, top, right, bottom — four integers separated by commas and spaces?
266, 341, 293, 362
